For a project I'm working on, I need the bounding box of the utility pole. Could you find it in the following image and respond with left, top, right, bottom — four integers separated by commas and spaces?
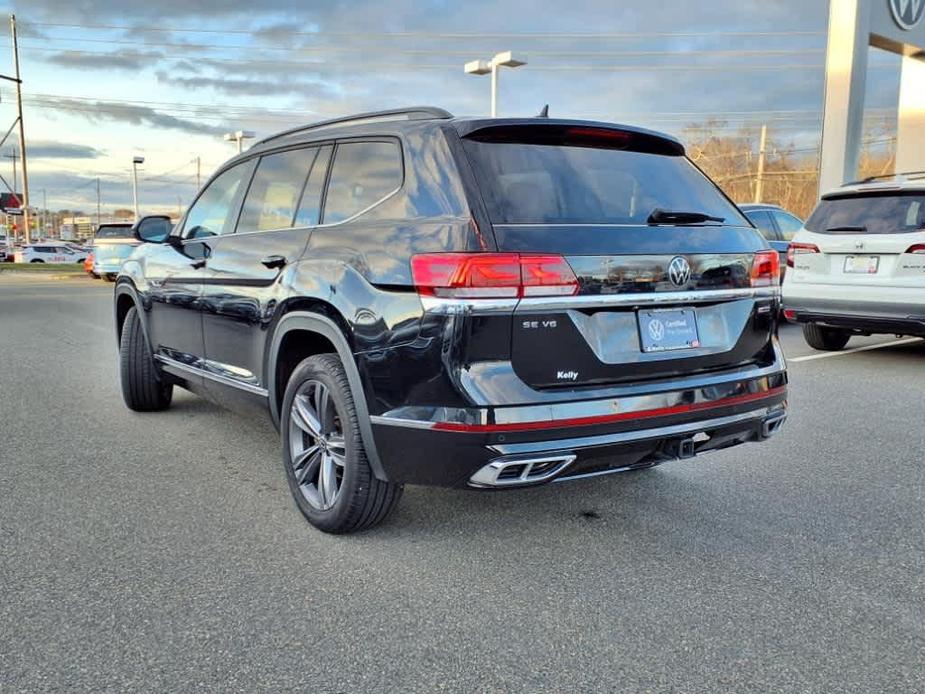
96, 177, 101, 226
41, 187, 46, 237
754, 124, 768, 204
196, 156, 201, 189
10, 15, 30, 244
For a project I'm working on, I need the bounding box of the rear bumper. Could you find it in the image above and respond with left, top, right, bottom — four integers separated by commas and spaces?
785, 309, 925, 336
370, 370, 787, 487
783, 282, 925, 322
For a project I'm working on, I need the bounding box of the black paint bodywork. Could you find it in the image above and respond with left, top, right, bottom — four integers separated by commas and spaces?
115, 113, 787, 488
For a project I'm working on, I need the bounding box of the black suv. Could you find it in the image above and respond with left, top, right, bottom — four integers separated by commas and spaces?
114, 107, 787, 533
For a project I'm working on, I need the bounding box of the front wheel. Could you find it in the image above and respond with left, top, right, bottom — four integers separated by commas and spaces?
30, 259, 44, 263
802, 323, 851, 351
281, 354, 402, 534
119, 307, 173, 411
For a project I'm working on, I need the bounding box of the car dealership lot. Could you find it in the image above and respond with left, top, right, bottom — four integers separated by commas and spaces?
1, 275, 923, 693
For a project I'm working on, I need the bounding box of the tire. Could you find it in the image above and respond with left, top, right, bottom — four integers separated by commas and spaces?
103, 273, 116, 282
30, 259, 44, 263
802, 323, 851, 351
119, 307, 173, 411
281, 353, 402, 534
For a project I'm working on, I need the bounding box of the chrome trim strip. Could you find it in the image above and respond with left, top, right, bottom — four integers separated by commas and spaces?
420, 287, 779, 315
420, 296, 519, 314
369, 415, 437, 430
155, 355, 269, 397
516, 287, 779, 311
488, 409, 772, 457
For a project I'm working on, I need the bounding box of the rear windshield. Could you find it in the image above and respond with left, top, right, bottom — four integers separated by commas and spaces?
95, 225, 133, 239
462, 137, 745, 226
806, 192, 925, 234
96, 243, 137, 258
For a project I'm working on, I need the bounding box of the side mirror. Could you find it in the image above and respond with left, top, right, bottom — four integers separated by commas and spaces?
134, 215, 173, 244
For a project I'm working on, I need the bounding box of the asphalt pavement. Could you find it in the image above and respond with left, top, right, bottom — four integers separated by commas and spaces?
1, 274, 923, 693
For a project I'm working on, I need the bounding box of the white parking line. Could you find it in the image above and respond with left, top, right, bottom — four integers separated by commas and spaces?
789, 337, 924, 363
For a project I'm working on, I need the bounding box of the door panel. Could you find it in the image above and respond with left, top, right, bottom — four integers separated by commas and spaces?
200, 145, 331, 392
143, 240, 210, 370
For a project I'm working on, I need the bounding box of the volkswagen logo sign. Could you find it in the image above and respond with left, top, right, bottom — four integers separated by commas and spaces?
890, 0, 925, 29
647, 318, 666, 342
667, 256, 692, 287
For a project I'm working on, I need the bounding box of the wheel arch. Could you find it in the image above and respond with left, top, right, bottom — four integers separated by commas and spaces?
268, 310, 388, 481
113, 282, 154, 353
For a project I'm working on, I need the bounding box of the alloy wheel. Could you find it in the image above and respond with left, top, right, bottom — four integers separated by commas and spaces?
288, 380, 347, 510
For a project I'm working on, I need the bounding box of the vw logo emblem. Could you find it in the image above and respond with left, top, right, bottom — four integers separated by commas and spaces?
648, 319, 666, 342
855, 241, 865, 250
667, 256, 691, 287
890, 0, 925, 29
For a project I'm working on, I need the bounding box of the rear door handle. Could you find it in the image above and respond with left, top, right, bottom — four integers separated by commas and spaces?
261, 255, 287, 269
190, 259, 207, 270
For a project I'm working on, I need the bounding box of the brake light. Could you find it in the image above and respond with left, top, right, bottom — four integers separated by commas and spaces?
411, 253, 579, 299
904, 244, 925, 254
750, 250, 780, 287
786, 242, 820, 268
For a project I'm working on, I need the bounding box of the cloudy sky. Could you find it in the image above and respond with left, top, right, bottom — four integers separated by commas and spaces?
0, 0, 904, 216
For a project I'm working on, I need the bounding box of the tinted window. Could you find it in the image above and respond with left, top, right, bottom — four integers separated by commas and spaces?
744, 210, 777, 240
294, 145, 333, 228
771, 210, 803, 240
238, 149, 317, 233
805, 192, 925, 235
182, 162, 254, 239
463, 140, 745, 225
322, 141, 403, 224
95, 225, 133, 239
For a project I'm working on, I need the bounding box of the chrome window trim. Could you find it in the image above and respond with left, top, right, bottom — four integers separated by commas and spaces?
155, 354, 269, 397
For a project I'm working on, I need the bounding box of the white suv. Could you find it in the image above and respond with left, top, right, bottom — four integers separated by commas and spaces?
13, 243, 88, 264
783, 175, 925, 350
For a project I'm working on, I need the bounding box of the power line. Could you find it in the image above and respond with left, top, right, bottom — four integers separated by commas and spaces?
21, 22, 828, 40
13, 36, 828, 59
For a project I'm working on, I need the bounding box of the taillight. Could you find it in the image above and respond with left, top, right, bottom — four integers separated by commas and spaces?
786, 242, 820, 268
904, 244, 925, 254
411, 253, 579, 299
750, 250, 780, 287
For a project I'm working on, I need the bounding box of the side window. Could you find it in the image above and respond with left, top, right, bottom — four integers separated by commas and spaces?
237, 148, 318, 233
322, 140, 402, 224
182, 161, 254, 239
771, 211, 804, 240
745, 210, 777, 240
294, 145, 333, 228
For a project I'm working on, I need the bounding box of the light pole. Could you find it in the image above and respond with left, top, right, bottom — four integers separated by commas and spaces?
132, 156, 144, 222
464, 51, 527, 117
223, 130, 255, 154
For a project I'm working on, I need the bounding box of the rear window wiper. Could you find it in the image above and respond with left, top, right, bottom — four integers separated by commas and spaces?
647, 209, 725, 225
825, 225, 867, 232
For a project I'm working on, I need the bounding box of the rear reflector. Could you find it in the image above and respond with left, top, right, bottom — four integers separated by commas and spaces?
783, 309, 797, 321
787, 242, 820, 268
411, 253, 579, 299
750, 250, 780, 287
905, 244, 925, 254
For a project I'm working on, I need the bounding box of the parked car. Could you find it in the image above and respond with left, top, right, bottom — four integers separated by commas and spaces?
88, 223, 138, 280
783, 174, 925, 350
114, 107, 787, 533
14, 243, 88, 264
739, 203, 804, 276
93, 240, 140, 281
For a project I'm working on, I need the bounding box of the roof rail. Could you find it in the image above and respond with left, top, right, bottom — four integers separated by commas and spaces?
255, 106, 453, 145
853, 169, 925, 184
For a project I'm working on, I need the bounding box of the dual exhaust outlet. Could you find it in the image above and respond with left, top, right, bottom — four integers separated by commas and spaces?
468, 410, 787, 488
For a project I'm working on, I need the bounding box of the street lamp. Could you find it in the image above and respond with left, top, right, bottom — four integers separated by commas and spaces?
464, 51, 527, 117
223, 130, 255, 154
132, 155, 144, 222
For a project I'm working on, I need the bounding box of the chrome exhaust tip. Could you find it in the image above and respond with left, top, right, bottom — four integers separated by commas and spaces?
469, 453, 577, 488
761, 411, 787, 438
